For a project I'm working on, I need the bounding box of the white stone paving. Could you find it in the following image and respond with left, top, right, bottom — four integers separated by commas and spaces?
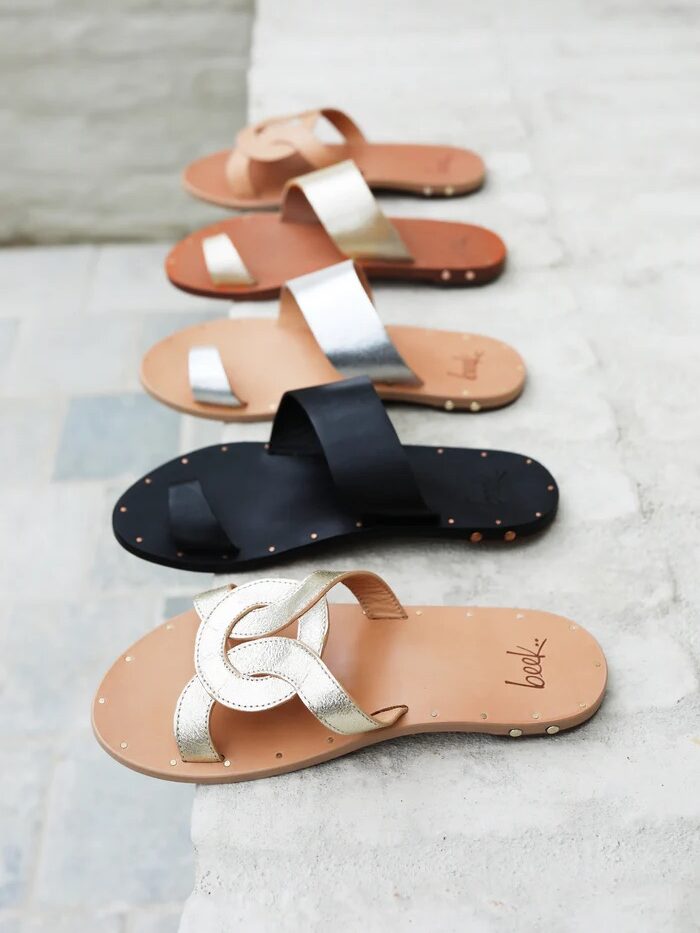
180, 1, 700, 931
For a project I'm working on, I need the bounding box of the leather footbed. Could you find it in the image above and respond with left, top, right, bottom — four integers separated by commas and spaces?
141, 321, 526, 422
93, 599, 606, 783
166, 215, 506, 301
112, 444, 559, 572
183, 143, 486, 209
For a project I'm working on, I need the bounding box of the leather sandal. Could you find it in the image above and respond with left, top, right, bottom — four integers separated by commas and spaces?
183, 107, 486, 210
92, 569, 607, 783
113, 377, 558, 573
145, 260, 524, 422
167, 160, 505, 300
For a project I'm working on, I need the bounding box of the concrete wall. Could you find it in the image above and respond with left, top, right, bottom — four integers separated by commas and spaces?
0, 0, 254, 244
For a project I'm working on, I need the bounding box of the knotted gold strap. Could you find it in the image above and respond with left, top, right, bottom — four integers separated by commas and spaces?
281, 160, 413, 262
174, 572, 408, 762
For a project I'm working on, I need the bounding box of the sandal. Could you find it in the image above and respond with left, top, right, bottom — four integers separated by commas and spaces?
167, 160, 505, 300
144, 260, 524, 422
113, 376, 558, 572
92, 569, 607, 783
183, 107, 486, 210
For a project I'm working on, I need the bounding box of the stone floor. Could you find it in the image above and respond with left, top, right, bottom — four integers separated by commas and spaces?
1, 1, 699, 931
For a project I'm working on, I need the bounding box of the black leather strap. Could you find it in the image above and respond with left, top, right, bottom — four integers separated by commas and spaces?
168, 480, 237, 553
269, 377, 436, 523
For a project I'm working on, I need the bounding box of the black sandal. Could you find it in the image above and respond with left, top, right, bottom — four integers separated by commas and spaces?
113, 377, 558, 572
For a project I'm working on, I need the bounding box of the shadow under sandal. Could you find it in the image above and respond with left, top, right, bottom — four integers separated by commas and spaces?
167, 160, 505, 300
113, 376, 559, 573
183, 107, 486, 210
92, 570, 607, 784
143, 260, 525, 422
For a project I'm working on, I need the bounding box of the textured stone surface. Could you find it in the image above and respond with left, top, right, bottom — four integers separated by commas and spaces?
180, 1, 700, 931
0, 1, 254, 244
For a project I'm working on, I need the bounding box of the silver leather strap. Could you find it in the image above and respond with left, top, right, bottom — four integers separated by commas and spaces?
174, 572, 408, 762
188, 346, 244, 408
282, 261, 420, 385
281, 160, 413, 262
202, 233, 256, 286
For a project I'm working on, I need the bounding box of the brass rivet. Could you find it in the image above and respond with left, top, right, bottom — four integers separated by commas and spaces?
327, 737, 334, 744
480, 712, 488, 720
181, 457, 189, 465
447, 518, 455, 525
166, 623, 173, 630
440, 270, 452, 281
466, 611, 473, 617
98, 697, 105, 704
516, 613, 524, 620
465, 270, 476, 281
595, 662, 602, 668
268, 545, 276, 553
480, 451, 488, 458
546, 726, 560, 735
570, 624, 578, 631
470, 531, 482, 543
144, 477, 152, 485
176, 551, 184, 558
444, 400, 455, 411
355, 521, 363, 528
504, 530, 516, 542
170, 759, 177, 766
415, 609, 423, 617
444, 185, 455, 196
535, 511, 542, 518
310, 532, 318, 540
125, 656, 133, 663
525, 458, 532, 464
461, 389, 470, 396
264, 443, 270, 450
119, 506, 127, 513
532, 712, 541, 720
268, 404, 275, 411
495, 519, 502, 526
579, 702, 587, 709
430, 710, 438, 718
547, 484, 555, 492
223, 759, 231, 767
469, 401, 481, 412
221, 446, 228, 452
437, 448, 444, 454
509, 729, 523, 738
423, 185, 433, 196
135, 536, 143, 544
120, 741, 128, 749
275, 752, 283, 759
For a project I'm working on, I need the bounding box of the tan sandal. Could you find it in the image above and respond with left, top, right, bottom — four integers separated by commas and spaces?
145, 260, 524, 422
167, 160, 505, 301
92, 570, 607, 784
183, 107, 486, 210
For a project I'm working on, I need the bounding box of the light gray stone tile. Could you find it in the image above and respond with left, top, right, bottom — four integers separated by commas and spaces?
35, 735, 193, 910
0, 399, 65, 485
0, 593, 161, 738
54, 394, 181, 481
5, 318, 139, 396
87, 246, 223, 316
125, 905, 182, 933
9, 910, 123, 933
0, 482, 103, 597
163, 596, 193, 620
0, 741, 46, 909
0, 320, 18, 370
0, 247, 95, 317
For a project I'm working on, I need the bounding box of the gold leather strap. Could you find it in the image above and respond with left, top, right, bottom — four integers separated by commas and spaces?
202, 233, 256, 286
281, 160, 413, 262
174, 572, 408, 762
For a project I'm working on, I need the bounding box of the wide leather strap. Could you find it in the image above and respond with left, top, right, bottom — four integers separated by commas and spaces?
201, 233, 256, 287
268, 377, 436, 524
168, 480, 238, 554
280, 160, 413, 262
225, 108, 367, 198
174, 572, 408, 762
279, 261, 420, 385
